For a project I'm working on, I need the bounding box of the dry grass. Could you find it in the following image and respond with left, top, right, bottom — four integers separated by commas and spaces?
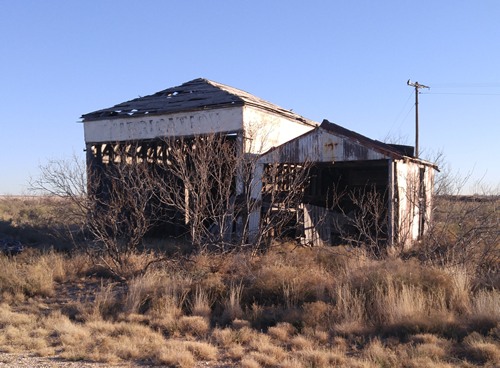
0, 195, 499, 367
177, 315, 211, 337
190, 285, 212, 319
468, 289, 500, 333
1, 245, 499, 367
0, 196, 83, 250
0, 303, 52, 355
462, 332, 500, 365
0, 252, 56, 297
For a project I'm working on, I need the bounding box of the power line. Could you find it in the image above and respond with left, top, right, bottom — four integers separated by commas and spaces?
430, 82, 500, 88
389, 90, 414, 131
422, 92, 500, 96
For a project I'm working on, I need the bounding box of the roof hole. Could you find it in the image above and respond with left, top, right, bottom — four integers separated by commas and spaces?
166, 91, 179, 98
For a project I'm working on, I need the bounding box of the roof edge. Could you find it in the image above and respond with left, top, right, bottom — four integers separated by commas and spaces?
321, 120, 438, 169
81, 78, 315, 125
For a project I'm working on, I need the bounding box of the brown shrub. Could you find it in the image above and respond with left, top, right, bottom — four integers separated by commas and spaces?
302, 327, 329, 345
153, 340, 196, 368
413, 343, 448, 361
212, 327, 235, 348
190, 285, 212, 319
0, 304, 51, 355
178, 316, 210, 338
294, 349, 347, 368
247, 249, 332, 307
184, 340, 218, 360
301, 301, 331, 331
226, 343, 245, 360
247, 350, 283, 367
362, 338, 398, 367
221, 282, 244, 323
123, 269, 167, 314
468, 289, 500, 333
241, 357, 261, 368
462, 332, 500, 365
146, 272, 192, 319
78, 283, 121, 322
232, 318, 251, 329
267, 322, 296, 343
289, 334, 314, 351
331, 283, 368, 336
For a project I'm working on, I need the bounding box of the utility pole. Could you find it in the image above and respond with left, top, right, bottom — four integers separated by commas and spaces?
407, 80, 430, 158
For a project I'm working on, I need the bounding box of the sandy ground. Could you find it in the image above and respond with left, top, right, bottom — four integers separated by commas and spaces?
0, 353, 117, 367
0, 353, 138, 368
0, 353, 229, 367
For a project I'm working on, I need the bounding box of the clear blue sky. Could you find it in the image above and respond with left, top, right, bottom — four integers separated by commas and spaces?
1, 1, 499, 194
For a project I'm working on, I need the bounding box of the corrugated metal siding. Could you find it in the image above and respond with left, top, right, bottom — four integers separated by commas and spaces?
261, 128, 392, 164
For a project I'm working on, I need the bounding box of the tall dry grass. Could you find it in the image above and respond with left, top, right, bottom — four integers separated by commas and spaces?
0, 195, 498, 366
0, 251, 64, 297
0, 244, 498, 367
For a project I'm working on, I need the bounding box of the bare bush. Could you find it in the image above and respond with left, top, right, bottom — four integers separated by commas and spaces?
424, 195, 499, 271
84, 162, 160, 278
328, 185, 389, 254
31, 156, 161, 279
154, 134, 241, 250
154, 134, 311, 252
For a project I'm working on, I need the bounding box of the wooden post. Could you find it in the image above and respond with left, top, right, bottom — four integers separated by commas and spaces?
407, 80, 430, 158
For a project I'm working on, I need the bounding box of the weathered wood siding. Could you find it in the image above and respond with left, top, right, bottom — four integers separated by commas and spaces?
302, 203, 333, 247
395, 159, 435, 247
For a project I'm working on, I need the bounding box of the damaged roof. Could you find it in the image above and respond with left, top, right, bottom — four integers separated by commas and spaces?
82, 78, 314, 125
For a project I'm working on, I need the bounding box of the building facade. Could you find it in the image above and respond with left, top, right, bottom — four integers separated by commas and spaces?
81, 78, 437, 248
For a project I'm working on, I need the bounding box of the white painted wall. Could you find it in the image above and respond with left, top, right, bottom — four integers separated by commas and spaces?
421, 165, 435, 237
395, 160, 435, 247
84, 107, 244, 143
242, 106, 316, 154
84, 104, 316, 152
396, 162, 417, 244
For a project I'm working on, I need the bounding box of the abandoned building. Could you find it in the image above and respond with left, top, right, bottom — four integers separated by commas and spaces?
81, 78, 437, 248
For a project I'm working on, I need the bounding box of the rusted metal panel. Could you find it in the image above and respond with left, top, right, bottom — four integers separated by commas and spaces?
260, 123, 395, 164
274, 130, 322, 163
321, 120, 406, 159
343, 140, 369, 160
